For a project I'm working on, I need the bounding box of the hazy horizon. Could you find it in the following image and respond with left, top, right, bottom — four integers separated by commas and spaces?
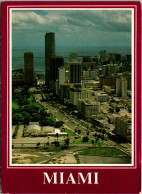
12, 10, 132, 49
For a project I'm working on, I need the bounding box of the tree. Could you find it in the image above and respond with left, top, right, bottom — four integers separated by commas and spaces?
64, 138, 70, 148
91, 140, 94, 145
36, 142, 40, 148
102, 129, 106, 134
87, 132, 89, 136
101, 134, 104, 140
55, 133, 59, 141
82, 136, 89, 142
75, 128, 77, 132
46, 117, 56, 126
78, 129, 81, 134
18, 98, 30, 106
12, 113, 24, 124
47, 136, 50, 144
40, 119, 46, 126
96, 137, 99, 142
116, 107, 120, 113
55, 121, 64, 128
40, 110, 49, 119
109, 108, 114, 113
32, 113, 40, 121
40, 117, 56, 126
54, 141, 60, 147
45, 142, 49, 146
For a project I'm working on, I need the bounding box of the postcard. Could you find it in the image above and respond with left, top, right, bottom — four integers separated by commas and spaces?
1, 1, 141, 193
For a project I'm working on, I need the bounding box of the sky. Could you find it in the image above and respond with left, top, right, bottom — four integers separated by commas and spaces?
12, 9, 132, 48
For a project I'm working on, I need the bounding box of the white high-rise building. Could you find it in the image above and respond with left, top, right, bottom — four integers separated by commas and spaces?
59, 67, 65, 89
122, 77, 127, 98
116, 77, 127, 98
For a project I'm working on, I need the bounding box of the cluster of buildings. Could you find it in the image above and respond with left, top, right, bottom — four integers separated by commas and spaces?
14, 32, 132, 142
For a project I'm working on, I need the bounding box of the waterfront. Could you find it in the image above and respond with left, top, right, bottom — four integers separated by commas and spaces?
12, 46, 131, 71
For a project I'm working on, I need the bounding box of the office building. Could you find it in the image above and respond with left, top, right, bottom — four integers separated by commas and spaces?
58, 67, 65, 89
50, 56, 64, 82
55, 79, 59, 96
102, 65, 108, 76
126, 55, 131, 63
108, 64, 116, 75
115, 116, 131, 141
65, 70, 69, 83
83, 56, 92, 62
70, 87, 81, 106
59, 83, 70, 101
45, 32, 55, 85
96, 92, 109, 102
108, 53, 121, 63
122, 77, 127, 98
116, 77, 128, 98
78, 99, 100, 118
69, 62, 81, 84
116, 77, 121, 96
100, 75, 116, 87
24, 52, 34, 85
83, 70, 98, 79
69, 53, 78, 62
98, 50, 107, 62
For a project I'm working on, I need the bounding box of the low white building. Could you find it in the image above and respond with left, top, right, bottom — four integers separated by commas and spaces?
25, 124, 67, 137
25, 125, 41, 134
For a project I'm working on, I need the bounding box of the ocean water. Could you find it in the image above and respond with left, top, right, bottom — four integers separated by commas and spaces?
12, 46, 131, 72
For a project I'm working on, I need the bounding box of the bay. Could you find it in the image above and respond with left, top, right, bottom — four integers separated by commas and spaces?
12, 46, 131, 72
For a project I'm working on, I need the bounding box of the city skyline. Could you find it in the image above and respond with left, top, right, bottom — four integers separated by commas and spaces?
11, 8, 132, 166
12, 9, 132, 48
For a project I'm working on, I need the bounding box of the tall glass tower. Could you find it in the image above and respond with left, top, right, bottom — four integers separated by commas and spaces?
24, 52, 34, 85
45, 32, 55, 85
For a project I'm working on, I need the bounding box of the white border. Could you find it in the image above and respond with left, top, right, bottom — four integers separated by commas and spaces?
9, 7, 135, 167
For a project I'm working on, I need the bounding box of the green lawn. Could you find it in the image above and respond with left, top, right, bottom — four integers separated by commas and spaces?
79, 147, 128, 157
65, 128, 76, 136
71, 139, 107, 145
71, 139, 92, 144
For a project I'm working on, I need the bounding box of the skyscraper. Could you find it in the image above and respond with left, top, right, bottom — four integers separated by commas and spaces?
50, 56, 64, 82
45, 32, 55, 85
116, 77, 127, 98
24, 52, 34, 85
69, 62, 81, 84
58, 66, 65, 89
116, 77, 121, 96
122, 77, 127, 98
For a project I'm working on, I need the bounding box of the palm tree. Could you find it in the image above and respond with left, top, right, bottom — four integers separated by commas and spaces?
36, 142, 40, 149
91, 140, 94, 146
64, 138, 69, 148
55, 133, 59, 142
47, 136, 50, 144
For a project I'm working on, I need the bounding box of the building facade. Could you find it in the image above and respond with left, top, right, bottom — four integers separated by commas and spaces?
116, 77, 128, 98
58, 67, 65, 89
78, 99, 100, 118
59, 84, 70, 101
69, 62, 81, 84
50, 56, 64, 82
115, 116, 131, 141
45, 32, 55, 85
24, 52, 34, 85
